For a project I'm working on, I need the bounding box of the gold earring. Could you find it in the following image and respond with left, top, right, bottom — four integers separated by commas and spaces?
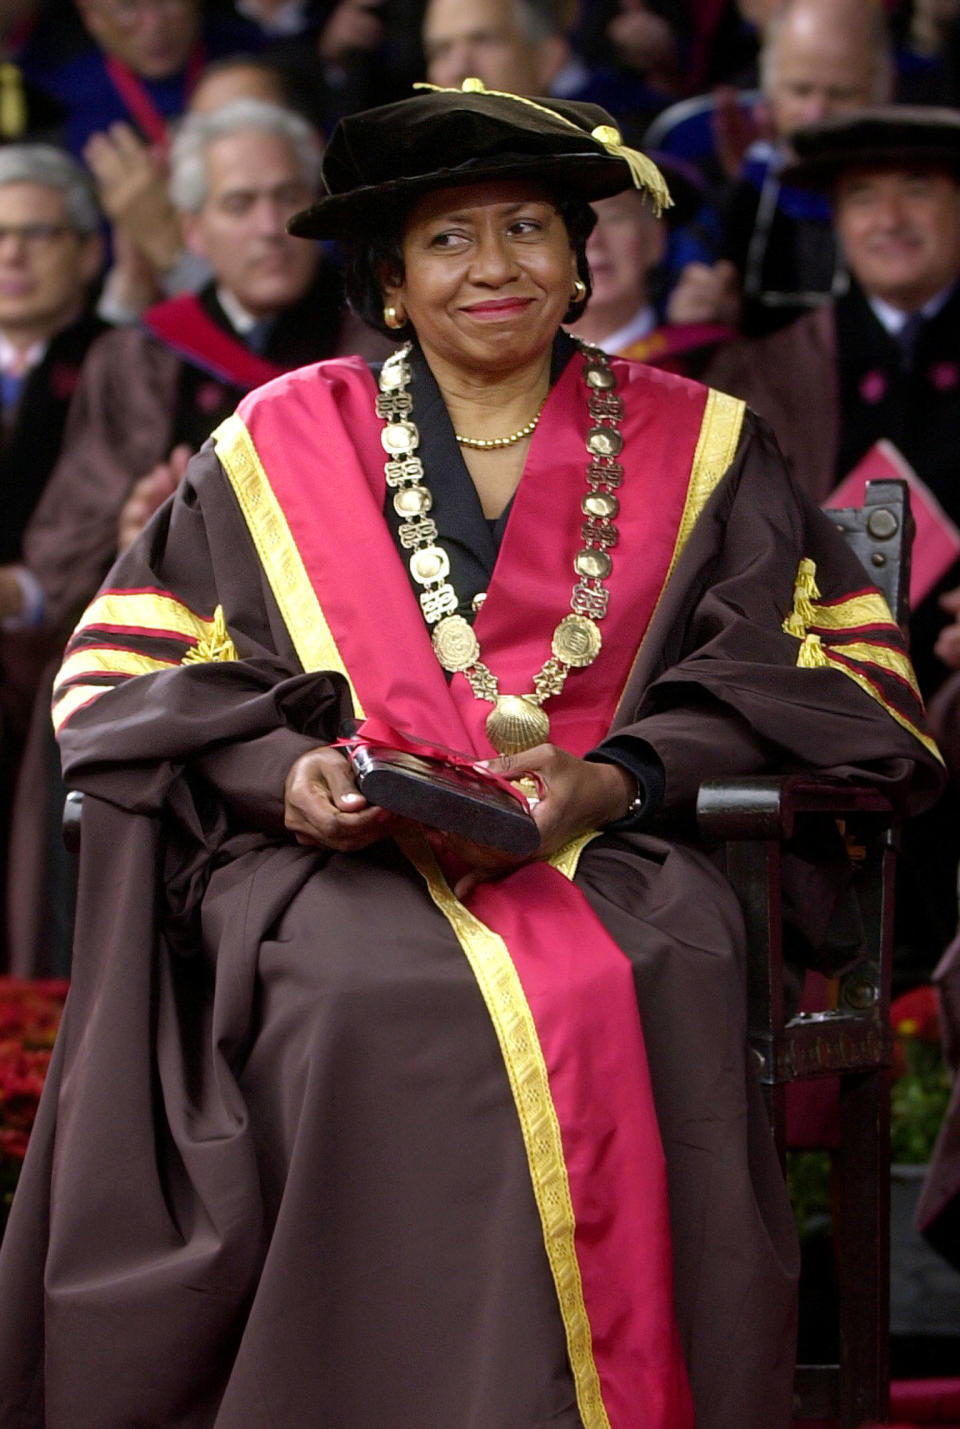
383, 304, 405, 330
571, 278, 587, 304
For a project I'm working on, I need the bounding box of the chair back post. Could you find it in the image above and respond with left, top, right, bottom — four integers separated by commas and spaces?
696, 478, 912, 1428
827, 477, 912, 629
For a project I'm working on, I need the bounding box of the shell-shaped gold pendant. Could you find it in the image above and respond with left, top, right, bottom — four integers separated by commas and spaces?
485, 695, 550, 755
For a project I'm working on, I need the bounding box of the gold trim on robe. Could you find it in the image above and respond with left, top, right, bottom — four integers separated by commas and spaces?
213, 412, 365, 716
396, 831, 613, 1429
618, 387, 745, 701
55, 592, 242, 730
75, 590, 226, 644
54, 646, 179, 696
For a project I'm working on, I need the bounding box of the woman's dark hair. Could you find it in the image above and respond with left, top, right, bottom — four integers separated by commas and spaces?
341, 188, 597, 338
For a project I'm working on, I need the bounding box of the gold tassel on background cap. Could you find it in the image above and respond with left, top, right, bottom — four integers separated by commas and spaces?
782, 557, 820, 637
413, 79, 673, 215
0, 64, 26, 140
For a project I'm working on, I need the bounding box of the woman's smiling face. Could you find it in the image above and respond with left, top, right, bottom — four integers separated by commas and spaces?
383, 178, 578, 380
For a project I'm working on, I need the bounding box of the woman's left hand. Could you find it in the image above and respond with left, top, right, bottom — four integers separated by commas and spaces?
439, 744, 635, 900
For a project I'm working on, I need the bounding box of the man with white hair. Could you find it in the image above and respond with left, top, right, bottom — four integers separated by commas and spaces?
1, 99, 385, 640
0, 143, 105, 967
0, 100, 390, 976
669, 0, 893, 335
706, 106, 960, 981
0, 147, 104, 584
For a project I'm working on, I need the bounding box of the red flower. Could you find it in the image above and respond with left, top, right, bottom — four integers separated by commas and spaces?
196, 380, 227, 415
0, 1127, 30, 1162
0, 980, 67, 1185
890, 984, 941, 1043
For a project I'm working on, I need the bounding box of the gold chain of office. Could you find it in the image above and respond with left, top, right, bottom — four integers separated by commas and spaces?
376, 340, 626, 754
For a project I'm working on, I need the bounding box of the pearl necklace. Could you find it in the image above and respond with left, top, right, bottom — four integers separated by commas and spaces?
377, 341, 625, 755
454, 399, 546, 450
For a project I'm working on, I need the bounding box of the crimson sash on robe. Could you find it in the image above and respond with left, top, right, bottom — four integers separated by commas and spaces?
198, 350, 746, 1429
105, 47, 204, 152
141, 294, 286, 392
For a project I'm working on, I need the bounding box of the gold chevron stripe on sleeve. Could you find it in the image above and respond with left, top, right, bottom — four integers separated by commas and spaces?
54, 646, 178, 697
821, 655, 942, 763
51, 682, 115, 733
213, 413, 364, 717
73, 591, 219, 644
808, 591, 899, 632
827, 639, 921, 700
396, 830, 612, 1429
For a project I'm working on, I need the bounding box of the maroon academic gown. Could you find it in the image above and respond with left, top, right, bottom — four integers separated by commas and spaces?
4, 287, 393, 977
0, 349, 942, 1429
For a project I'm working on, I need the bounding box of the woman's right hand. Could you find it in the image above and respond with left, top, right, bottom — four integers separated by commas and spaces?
284, 747, 395, 851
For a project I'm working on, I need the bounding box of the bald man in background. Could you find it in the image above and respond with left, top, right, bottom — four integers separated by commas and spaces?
669, 0, 894, 335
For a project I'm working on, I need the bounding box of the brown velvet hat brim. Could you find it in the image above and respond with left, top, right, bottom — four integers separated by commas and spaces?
781, 105, 960, 190
288, 88, 641, 239
290, 151, 634, 239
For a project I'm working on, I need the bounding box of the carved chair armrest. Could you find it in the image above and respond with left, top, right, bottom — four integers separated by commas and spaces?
696, 774, 894, 843
696, 774, 897, 1088
63, 788, 84, 854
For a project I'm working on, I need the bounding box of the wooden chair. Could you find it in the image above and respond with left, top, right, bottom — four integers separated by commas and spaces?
697, 478, 914, 1428
62, 481, 915, 1425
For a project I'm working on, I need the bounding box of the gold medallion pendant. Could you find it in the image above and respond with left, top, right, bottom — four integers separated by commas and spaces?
552, 614, 602, 668
432, 614, 481, 672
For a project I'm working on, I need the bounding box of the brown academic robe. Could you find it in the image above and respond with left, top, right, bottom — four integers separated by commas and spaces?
0, 308, 108, 969
702, 305, 839, 500
915, 675, 960, 1269
4, 293, 392, 976
0, 364, 942, 1429
706, 294, 960, 970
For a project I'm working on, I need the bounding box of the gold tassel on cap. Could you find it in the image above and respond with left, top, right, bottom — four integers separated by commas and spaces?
0, 63, 26, 140
588, 123, 672, 215
413, 79, 673, 215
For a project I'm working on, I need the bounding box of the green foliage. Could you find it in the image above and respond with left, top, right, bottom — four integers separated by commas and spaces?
890, 1037, 952, 1166
787, 1149, 832, 1237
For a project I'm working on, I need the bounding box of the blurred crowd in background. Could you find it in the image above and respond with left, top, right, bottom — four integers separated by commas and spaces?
2, 0, 960, 994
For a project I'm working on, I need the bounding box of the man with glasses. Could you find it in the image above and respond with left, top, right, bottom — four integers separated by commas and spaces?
0, 100, 391, 977
0, 144, 105, 969
0, 143, 105, 643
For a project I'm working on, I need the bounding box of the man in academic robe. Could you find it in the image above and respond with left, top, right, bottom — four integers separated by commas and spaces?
668, 0, 894, 338
0, 143, 105, 970
705, 104, 960, 976
567, 158, 735, 379
0, 97, 390, 976
421, 0, 679, 141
